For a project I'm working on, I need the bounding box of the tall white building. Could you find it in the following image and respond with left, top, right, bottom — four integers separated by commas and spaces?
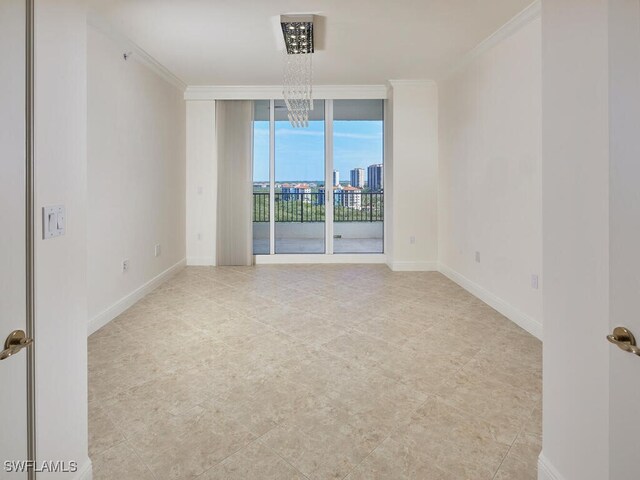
333, 170, 340, 186
337, 186, 362, 210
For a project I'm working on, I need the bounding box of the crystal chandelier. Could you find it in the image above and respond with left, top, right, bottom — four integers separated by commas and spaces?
280, 15, 314, 128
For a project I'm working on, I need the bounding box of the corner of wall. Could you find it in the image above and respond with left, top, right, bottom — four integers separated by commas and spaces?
438, 263, 543, 340
88, 259, 185, 336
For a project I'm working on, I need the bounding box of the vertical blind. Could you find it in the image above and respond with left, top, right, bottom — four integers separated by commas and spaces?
216, 100, 253, 266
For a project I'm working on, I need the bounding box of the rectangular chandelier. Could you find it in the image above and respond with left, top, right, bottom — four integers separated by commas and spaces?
280, 15, 315, 54
280, 15, 315, 127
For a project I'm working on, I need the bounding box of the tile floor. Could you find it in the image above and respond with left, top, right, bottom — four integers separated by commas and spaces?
88, 265, 542, 480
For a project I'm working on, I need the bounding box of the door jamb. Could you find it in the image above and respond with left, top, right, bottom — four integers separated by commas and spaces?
25, 0, 36, 477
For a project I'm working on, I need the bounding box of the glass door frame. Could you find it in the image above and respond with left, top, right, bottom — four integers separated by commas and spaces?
259, 98, 383, 257
324, 100, 334, 254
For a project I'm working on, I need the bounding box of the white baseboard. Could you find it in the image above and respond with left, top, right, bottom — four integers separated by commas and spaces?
388, 261, 438, 272
87, 259, 186, 336
75, 459, 93, 480
538, 453, 566, 480
438, 263, 543, 340
187, 256, 215, 266
255, 254, 387, 265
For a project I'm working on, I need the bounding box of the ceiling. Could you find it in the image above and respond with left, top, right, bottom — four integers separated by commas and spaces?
89, 0, 535, 86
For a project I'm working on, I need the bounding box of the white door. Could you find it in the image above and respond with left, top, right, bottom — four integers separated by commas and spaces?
608, 1, 640, 478
0, 0, 32, 478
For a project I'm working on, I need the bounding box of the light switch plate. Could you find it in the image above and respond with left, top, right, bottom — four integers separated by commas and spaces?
43, 205, 65, 239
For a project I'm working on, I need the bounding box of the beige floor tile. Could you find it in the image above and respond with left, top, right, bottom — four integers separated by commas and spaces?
142, 407, 256, 480
437, 369, 540, 444
88, 401, 125, 457
507, 431, 542, 464
89, 266, 541, 480
494, 454, 537, 480
521, 406, 542, 436
92, 442, 155, 480
388, 397, 511, 479
261, 419, 375, 480
202, 375, 316, 436
345, 437, 450, 480
197, 440, 306, 479
124, 405, 209, 460
494, 433, 541, 480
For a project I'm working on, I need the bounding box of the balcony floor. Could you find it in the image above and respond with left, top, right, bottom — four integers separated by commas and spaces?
253, 238, 383, 255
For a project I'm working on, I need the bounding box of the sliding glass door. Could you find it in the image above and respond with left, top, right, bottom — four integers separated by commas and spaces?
333, 100, 384, 253
274, 100, 325, 254
252, 100, 270, 254
252, 99, 383, 256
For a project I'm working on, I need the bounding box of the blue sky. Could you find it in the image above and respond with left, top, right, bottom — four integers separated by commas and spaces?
253, 120, 383, 182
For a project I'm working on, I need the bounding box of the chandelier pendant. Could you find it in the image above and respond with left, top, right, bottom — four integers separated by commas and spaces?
280, 15, 315, 128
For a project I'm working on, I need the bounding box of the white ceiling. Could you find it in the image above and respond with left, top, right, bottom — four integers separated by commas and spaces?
89, 0, 535, 86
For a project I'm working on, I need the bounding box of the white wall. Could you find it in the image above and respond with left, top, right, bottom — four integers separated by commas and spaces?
539, 0, 610, 479
34, 0, 91, 477
608, 1, 640, 477
437, 16, 543, 338
87, 24, 186, 333
186, 101, 217, 266
387, 81, 439, 271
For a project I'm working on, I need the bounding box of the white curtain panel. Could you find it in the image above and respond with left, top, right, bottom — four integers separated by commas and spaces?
216, 100, 253, 266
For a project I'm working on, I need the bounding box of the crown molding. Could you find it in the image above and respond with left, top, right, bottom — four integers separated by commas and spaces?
87, 11, 187, 92
440, 0, 541, 81
184, 84, 388, 101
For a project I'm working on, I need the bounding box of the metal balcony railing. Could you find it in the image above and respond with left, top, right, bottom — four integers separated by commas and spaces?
253, 191, 383, 223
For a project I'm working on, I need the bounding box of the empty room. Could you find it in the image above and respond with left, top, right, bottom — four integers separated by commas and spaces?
1, 1, 639, 479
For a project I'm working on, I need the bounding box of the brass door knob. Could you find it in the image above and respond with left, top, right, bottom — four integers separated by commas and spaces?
0, 329, 33, 361
607, 326, 640, 356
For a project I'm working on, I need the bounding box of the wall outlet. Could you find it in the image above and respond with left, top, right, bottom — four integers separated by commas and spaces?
475, 251, 481, 263
122, 259, 130, 273
531, 274, 539, 290
154, 244, 161, 257
197, 233, 202, 241
409, 236, 416, 245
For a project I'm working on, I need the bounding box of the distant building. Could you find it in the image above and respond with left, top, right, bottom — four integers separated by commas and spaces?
350, 168, 365, 188
333, 170, 340, 187
281, 183, 312, 203
317, 185, 336, 205
335, 186, 362, 210
367, 164, 383, 191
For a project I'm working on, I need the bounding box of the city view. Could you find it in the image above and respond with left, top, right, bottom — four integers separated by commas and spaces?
253, 164, 383, 223
252, 102, 384, 254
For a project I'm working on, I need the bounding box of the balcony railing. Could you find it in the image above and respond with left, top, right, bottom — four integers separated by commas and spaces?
253, 192, 383, 223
